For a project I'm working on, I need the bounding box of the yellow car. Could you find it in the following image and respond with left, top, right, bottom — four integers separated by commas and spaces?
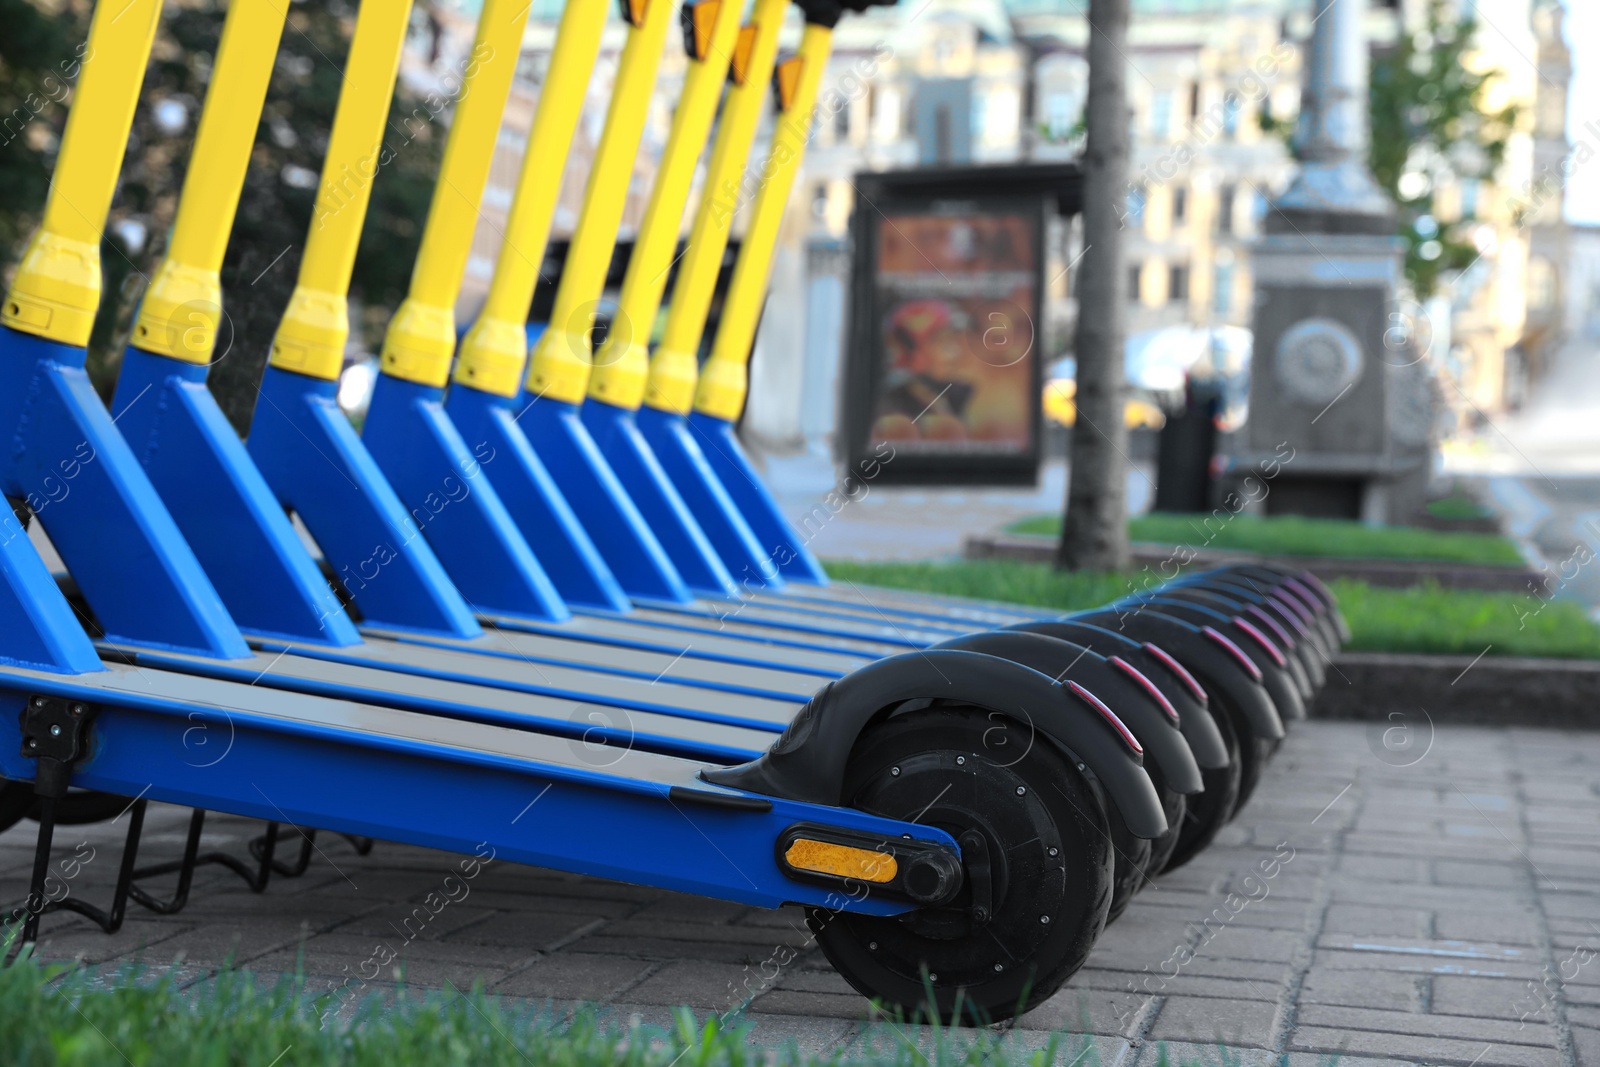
1043, 377, 1166, 431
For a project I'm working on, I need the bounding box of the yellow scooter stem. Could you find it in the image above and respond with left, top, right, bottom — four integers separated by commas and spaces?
132, 0, 289, 364
269, 0, 417, 382
586, 0, 742, 410
381, 0, 536, 388
524, 0, 677, 405
644, 0, 790, 415
3, 0, 162, 347
453, 0, 612, 398
694, 22, 833, 422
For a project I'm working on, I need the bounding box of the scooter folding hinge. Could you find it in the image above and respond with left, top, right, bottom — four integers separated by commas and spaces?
20, 694, 96, 798
777, 824, 963, 907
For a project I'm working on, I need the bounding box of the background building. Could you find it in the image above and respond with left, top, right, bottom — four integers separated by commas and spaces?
436, 0, 1575, 455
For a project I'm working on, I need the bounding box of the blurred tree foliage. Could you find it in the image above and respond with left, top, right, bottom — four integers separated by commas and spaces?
1367, 0, 1519, 298
0, 0, 87, 262
1261, 0, 1519, 298
0, 0, 444, 428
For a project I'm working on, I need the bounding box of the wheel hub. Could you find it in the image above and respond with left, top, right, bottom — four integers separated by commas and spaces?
808, 708, 1114, 1024
832, 742, 1069, 987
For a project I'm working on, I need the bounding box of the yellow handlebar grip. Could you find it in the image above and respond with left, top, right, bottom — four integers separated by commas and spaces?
644, 0, 788, 416
381, 0, 532, 388
133, 0, 288, 364
454, 0, 612, 399
3, 0, 162, 346
524, 0, 675, 405
269, 0, 416, 382
587, 0, 741, 410
694, 23, 832, 422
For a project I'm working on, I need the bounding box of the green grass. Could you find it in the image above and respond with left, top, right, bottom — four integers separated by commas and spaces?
827, 559, 1600, 660
1424, 493, 1494, 522
1004, 513, 1523, 567
1326, 578, 1600, 659
826, 559, 1134, 613
0, 949, 1111, 1067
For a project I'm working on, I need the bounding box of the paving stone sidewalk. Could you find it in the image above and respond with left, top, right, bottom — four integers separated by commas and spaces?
764, 455, 1156, 563
5, 718, 1599, 1067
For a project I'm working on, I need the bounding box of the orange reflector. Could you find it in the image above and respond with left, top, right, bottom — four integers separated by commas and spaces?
620, 0, 649, 28
773, 55, 805, 112
784, 839, 898, 883
730, 23, 759, 85
684, 0, 721, 61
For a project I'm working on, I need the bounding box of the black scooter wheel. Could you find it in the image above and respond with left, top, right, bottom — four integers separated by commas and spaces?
810, 707, 1113, 1024
1162, 702, 1242, 872
1106, 773, 1187, 906
1145, 790, 1187, 882
1102, 812, 1152, 927
1229, 712, 1276, 816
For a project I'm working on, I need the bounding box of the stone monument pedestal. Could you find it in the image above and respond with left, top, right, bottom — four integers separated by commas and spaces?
1226, 224, 1434, 525
1218, 0, 1436, 526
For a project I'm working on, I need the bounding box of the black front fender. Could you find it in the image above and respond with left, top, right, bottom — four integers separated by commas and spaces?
1000, 620, 1229, 771
1114, 597, 1307, 724
928, 630, 1203, 795
1221, 564, 1349, 646
1069, 608, 1286, 742
1187, 574, 1334, 689
701, 649, 1169, 839
1138, 589, 1317, 705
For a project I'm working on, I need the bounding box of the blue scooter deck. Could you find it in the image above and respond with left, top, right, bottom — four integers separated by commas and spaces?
102, 642, 787, 760
105, 636, 809, 730
0, 657, 951, 913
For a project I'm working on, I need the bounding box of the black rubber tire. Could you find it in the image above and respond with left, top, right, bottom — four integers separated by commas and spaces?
1145, 789, 1187, 882
1224, 691, 1277, 818
1162, 702, 1242, 872
1103, 808, 1152, 926
1106, 760, 1187, 925
809, 707, 1114, 1025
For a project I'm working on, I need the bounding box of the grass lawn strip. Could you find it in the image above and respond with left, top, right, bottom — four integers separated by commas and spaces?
0, 951, 1126, 1066
825, 560, 1600, 661
1004, 514, 1523, 568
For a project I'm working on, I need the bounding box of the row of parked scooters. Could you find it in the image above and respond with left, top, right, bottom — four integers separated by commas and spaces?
0, 0, 1342, 1024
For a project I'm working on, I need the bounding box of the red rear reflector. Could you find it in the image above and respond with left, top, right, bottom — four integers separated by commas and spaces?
1283, 579, 1323, 616
1142, 642, 1207, 707
1298, 571, 1335, 605
1067, 680, 1143, 755
1109, 656, 1179, 725
1273, 586, 1316, 624
1202, 625, 1263, 682
1248, 604, 1294, 647
1233, 617, 1286, 667
1265, 597, 1310, 637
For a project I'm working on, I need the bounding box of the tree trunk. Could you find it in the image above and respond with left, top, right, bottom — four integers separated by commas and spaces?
1057, 0, 1132, 572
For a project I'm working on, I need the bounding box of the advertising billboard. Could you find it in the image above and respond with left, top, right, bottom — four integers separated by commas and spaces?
843, 165, 1072, 485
